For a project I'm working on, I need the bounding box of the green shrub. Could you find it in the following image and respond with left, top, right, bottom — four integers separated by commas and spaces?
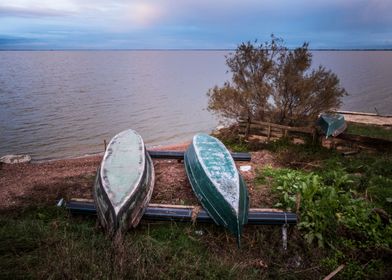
260, 167, 392, 248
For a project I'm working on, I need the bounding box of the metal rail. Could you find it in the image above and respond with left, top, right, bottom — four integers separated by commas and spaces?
61, 199, 297, 226
147, 150, 251, 161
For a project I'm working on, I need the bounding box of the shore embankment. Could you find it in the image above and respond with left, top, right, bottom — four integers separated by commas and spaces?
0, 142, 277, 210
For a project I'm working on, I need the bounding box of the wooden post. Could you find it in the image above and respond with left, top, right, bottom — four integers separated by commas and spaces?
245, 122, 250, 137
104, 139, 107, 151
312, 128, 317, 144
267, 125, 271, 141
245, 116, 251, 138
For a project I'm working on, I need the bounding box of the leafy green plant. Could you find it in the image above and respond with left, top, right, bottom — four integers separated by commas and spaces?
260, 167, 392, 248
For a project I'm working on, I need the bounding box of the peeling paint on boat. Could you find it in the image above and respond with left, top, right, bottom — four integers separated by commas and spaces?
193, 133, 240, 212
93, 129, 155, 235
100, 130, 145, 214
185, 133, 249, 246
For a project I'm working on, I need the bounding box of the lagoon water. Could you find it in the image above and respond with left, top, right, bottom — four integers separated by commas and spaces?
0, 51, 391, 160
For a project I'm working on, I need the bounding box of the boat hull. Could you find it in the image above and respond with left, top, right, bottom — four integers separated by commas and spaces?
93, 130, 155, 235
317, 113, 347, 138
184, 134, 249, 245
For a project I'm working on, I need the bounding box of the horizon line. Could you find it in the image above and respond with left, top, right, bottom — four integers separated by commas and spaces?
1, 48, 392, 51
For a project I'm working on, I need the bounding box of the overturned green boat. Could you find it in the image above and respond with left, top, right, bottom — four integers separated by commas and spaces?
317, 113, 347, 138
93, 129, 155, 235
184, 133, 249, 245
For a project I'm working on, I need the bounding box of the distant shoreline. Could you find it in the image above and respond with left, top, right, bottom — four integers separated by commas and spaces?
1, 49, 392, 52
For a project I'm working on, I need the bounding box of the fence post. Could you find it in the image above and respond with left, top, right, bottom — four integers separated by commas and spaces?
267, 125, 271, 141
245, 116, 251, 137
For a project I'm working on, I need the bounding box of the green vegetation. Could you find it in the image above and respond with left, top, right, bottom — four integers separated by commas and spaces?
0, 206, 332, 280
2, 131, 391, 279
254, 139, 392, 279
0, 207, 251, 279
260, 167, 391, 247
347, 123, 392, 141
220, 138, 250, 153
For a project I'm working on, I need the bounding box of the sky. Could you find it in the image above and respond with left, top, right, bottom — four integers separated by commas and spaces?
0, 0, 391, 50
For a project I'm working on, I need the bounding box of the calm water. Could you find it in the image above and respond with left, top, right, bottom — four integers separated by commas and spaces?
0, 51, 391, 160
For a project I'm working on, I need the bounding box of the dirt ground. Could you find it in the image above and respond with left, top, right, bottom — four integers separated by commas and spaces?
0, 143, 278, 211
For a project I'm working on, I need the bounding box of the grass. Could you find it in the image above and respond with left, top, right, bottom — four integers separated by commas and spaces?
346, 123, 392, 141
3, 203, 361, 279
2, 130, 392, 279
0, 207, 231, 279
220, 138, 250, 152
0, 206, 322, 280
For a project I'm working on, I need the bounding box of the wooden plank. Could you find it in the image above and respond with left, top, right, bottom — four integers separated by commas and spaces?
243, 122, 313, 134
248, 127, 307, 138
323, 264, 345, 280
312, 128, 317, 143
251, 120, 314, 133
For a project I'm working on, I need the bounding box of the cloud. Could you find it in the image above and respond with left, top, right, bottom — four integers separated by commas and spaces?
0, 0, 391, 49
0, 0, 80, 17
0, 6, 75, 18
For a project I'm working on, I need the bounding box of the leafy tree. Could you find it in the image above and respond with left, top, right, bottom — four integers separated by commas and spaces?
207, 36, 347, 126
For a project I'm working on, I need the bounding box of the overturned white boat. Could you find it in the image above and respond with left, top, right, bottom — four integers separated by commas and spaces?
93, 129, 155, 235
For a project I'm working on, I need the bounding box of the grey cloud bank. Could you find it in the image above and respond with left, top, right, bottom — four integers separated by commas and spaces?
0, 0, 391, 49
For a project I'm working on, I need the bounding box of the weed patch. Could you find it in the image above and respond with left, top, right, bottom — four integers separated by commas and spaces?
257, 164, 392, 279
